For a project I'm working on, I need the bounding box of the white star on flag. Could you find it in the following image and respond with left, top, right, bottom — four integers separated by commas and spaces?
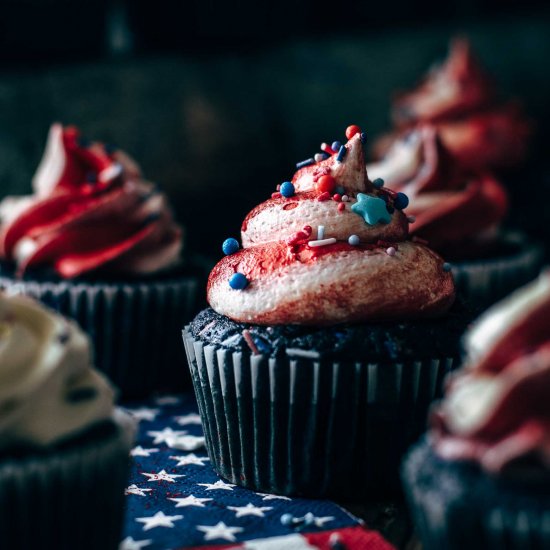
126, 407, 159, 422
198, 480, 235, 491
168, 495, 213, 508
125, 484, 153, 497
256, 492, 292, 501
155, 395, 181, 405
227, 503, 273, 518
136, 511, 183, 531
311, 515, 335, 528
169, 454, 210, 467
147, 427, 188, 445
174, 413, 202, 426
196, 521, 244, 542
166, 434, 205, 451
119, 536, 153, 549
141, 469, 185, 483
130, 446, 159, 457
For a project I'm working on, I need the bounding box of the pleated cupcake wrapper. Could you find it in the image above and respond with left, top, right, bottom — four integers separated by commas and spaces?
183, 327, 459, 499
402, 440, 550, 550
451, 238, 543, 307
0, 276, 199, 398
0, 410, 134, 550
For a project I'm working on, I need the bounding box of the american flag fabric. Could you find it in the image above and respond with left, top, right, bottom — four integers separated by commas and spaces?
121, 394, 394, 550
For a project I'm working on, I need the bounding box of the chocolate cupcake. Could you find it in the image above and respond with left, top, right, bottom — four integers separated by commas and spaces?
402, 272, 550, 549
0, 292, 134, 550
0, 124, 200, 397
367, 126, 542, 306
183, 126, 469, 499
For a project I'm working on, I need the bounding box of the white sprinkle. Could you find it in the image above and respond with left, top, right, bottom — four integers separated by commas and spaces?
98, 162, 123, 183
386, 247, 396, 256
407, 215, 416, 223
317, 225, 325, 240
308, 238, 336, 247
342, 195, 349, 202
221, 334, 241, 346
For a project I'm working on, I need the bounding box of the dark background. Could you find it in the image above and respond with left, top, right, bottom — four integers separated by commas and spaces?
1, 1, 549, 256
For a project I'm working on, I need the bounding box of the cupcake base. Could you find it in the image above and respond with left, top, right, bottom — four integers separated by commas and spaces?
0, 262, 201, 398
450, 232, 543, 307
402, 437, 550, 550
183, 316, 463, 499
0, 410, 134, 550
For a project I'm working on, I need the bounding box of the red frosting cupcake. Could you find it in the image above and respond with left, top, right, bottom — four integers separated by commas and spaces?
374, 38, 531, 171
183, 125, 475, 499
0, 124, 200, 397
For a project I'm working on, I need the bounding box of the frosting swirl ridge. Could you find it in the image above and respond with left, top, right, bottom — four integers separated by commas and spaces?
0, 292, 115, 450
208, 129, 455, 325
0, 124, 183, 279
431, 273, 550, 475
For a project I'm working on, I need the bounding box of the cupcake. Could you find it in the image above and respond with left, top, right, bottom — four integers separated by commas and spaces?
0, 291, 134, 549
374, 38, 531, 171
0, 124, 200, 397
402, 272, 550, 549
183, 126, 471, 499
367, 126, 543, 305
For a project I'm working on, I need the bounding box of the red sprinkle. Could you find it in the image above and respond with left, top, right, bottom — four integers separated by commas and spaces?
317, 175, 337, 193
271, 192, 281, 199
338, 203, 346, 212
317, 192, 331, 201
332, 193, 342, 202
242, 330, 260, 355
303, 225, 312, 235
346, 125, 361, 140
321, 142, 337, 155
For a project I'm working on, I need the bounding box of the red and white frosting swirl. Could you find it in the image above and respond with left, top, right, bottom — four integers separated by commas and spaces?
0, 124, 182, 278
374, 38, 530, 171
432, 273, 550, 474
208, 131, 455, 325
367, 125, 508, 250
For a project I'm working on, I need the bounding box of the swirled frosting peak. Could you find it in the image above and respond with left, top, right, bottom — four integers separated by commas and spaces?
374, 38, 530, 172
367, 125, 508, 250
0, 124, 183, 278
208, 127, 454, 325
431, 273, 550, 475
0, 291, 115, 450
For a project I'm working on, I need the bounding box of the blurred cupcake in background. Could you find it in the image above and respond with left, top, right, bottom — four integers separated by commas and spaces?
0, 291, 134, 550
373, 38, 531, 171
0, 124, 200, 397
367, 125, 543, 305
183, 125, 474, 499
402, 272, 550, 549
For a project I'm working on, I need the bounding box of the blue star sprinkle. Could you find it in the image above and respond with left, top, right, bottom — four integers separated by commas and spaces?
351, 194, 392, 225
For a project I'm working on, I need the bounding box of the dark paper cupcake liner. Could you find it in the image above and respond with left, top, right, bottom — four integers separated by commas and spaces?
0, 410, 134, 550
183, 327, 459, 499
451, 234, 543, 307
402, 438, 550, 550
0, 275, 199, 397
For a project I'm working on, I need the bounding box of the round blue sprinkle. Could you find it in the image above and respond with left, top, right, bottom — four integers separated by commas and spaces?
229, 273, 248, 290
372, 178, 384, 189
348, 235, 360, 246
360, 132, 367, 143
443, 262, 452, 272
331, 140, 341, 151
304, 513, 315, 526
222, 238, 239, 256
280, 181, 295, 198
394, 192, 409, 210
280, 514, 294, 526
